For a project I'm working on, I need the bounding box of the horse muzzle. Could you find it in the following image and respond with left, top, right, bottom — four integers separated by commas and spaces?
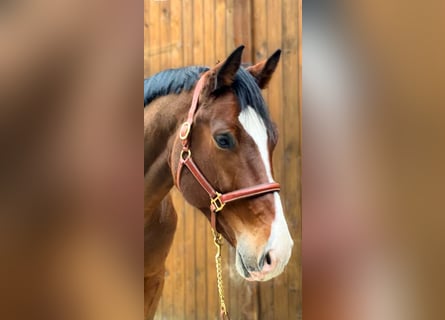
235, 243, 292, 282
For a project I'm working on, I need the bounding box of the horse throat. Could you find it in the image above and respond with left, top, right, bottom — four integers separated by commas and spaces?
144, 93, 191, 214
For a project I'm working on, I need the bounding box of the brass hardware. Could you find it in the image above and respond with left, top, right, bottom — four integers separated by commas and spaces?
179, 122, 191, 140
210, 192, 225, 212
212, 229, 229, 319
180, 149, 191, 161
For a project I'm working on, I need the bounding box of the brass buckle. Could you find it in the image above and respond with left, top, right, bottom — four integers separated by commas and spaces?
179, 122, 191, 140
211, 192, 225, 212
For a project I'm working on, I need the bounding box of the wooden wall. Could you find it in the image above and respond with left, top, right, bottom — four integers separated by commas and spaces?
144, 0, 301, 318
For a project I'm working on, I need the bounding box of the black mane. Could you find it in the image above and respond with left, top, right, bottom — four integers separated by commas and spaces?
144, 66, 208, 106
144, 66, 275, 137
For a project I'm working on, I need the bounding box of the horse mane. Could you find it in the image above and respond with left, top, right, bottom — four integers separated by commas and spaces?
144, 65, 276, 139
144, 66, 209, 106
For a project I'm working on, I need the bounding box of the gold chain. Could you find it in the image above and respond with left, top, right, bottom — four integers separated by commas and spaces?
211, 228, 230, 319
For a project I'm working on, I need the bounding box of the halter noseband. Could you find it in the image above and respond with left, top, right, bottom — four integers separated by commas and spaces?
175, 74, 281, 230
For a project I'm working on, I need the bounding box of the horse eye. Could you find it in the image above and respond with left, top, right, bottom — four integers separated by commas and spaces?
214, 133, 235, 149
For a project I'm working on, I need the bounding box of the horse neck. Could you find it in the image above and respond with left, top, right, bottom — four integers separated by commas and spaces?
144, 92, 191, 212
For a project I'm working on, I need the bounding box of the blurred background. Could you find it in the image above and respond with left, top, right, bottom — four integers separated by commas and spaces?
145, 0, 302, 319
0, 0, 444, 319
303, 1, 445, 320
0, 0, 142, 319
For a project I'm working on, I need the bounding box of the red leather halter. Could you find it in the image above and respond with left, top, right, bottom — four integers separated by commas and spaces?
175, 73, 281, 230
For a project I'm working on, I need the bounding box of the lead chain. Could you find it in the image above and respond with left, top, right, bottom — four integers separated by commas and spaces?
211, 229, 230, 320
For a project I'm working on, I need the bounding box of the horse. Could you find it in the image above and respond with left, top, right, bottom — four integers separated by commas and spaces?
144, 45, 293, 319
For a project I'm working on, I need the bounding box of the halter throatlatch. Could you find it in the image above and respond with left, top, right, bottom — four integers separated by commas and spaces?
175, 73, 281, 319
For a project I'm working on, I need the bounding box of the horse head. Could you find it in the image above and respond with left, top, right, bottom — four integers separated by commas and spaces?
171, 46, 293, 281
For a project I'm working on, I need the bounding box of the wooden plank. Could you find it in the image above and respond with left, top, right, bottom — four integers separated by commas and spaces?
170, 190, 186, 319
193, 80, 209, 319
182, 0, 193, 67
281, 0, 302, 318
143, 1, 150, 76
225, 0, 235, 52
203, 0, 216, 66
228, 246, 239, 319
192, 0, 204, 65
238, 280, 259, 320
159, 0, 171, 71
214, 0, 227, 62
233, 0, 253, 62
169, 0, 183, 69
267, 0, 290, 318
251, 0, 268, 100
148, 1, 161, 74
184, 205, 197, 319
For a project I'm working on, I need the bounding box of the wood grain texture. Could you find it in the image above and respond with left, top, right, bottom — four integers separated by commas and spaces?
144, 1, 301, 318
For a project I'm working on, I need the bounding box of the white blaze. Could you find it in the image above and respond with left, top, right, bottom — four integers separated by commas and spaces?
238, 106, 293, 278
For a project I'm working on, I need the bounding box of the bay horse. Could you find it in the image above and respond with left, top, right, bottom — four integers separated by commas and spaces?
144, 46, 293, 319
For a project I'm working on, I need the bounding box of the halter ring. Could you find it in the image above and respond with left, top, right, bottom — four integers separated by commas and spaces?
179, 122, 191, 140
211, 192, 225, 212
180, 149, 191, 161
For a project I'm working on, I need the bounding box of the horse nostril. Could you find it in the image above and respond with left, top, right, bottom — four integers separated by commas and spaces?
265, 252, 272, 266
259, 251, 273, 271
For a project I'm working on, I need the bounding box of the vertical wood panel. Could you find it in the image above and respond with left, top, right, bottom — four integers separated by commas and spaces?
282, 1, 302, 318
208, 2, 226, 318
145, 1, 301, 319
251, 0, 269, 102
182, 0, 193, 67
270, 0, 289, 316
184, 206, 196, 319
225, 0, 235, 52
159, 1, 171, 69
233, 0, 253, 62
148, 2, 160, 73
144, 3, 150, 76
170, 0, 183, 69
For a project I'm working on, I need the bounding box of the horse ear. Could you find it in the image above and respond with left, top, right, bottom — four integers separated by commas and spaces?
209, 45, 244, 92
246, 49, 281, 89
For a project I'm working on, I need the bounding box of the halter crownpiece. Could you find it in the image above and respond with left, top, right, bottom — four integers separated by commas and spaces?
175, 72, 281, 319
